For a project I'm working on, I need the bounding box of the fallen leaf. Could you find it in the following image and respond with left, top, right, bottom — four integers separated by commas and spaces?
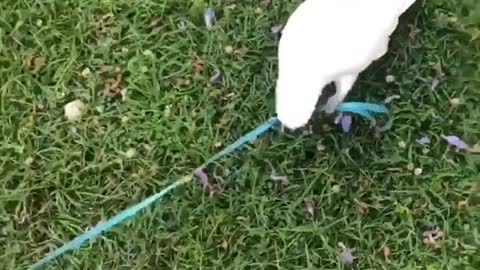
125, 148, 136, 158
98, 65, 121, 76
208, 184, 223, 198
103, 73, 123, 97
331, 185, 341, 193
234, 47, 248, 57
383, 95, 400, 104
15, 206, 29, 225
457, 199, 469, 210
316, 142, 326, 151
270, 174, 288, 184
148, 18, 161, 28
442, 135, 470, 150
226, 4, 236, 10
95, 13, 114, 32
432, 62, 445, 78
305, 201, 315, 217
468, 144, 480, 153
25, 55, 45, 71
24, 157, 34, 166
383, 246, 391, 261
120, 88, 128, 102
431, 78, 440, 91
64, 99, 86, 122
260, 0, 271, 7
354, 199, 368, 215
422, 227, 444, 249
216, 117, 231, 129
408, 25, 421, 40
192, 57, 204, 75
81, 67, 92, 77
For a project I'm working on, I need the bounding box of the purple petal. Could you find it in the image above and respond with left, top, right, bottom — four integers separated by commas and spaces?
340, 115, 352, 133
193, 167, 209, 188
417, 136, 431, 145
443, 135, 470, 150
204, 8, 216, 29
340, 249, 355, 265
209, 69, 222, 83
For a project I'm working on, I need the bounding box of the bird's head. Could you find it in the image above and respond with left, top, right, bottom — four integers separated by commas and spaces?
275, 76, 324, 131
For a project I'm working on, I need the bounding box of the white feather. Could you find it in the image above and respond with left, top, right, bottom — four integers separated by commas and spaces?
275, 0, 416, 129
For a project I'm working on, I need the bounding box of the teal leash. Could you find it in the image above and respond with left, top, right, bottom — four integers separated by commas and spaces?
29, 102, 388, 269
29, 117, 280, 270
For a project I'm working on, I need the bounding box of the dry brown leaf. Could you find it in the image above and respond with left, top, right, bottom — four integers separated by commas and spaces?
95, 13, 114, 32
260, 0, 271, 7
457, 199, 469, 210
25, 55, 45, 71
98, 65, 121, 77
422, 228, 444, 249
468, 144, 480, 153
383, 246, 391, 261
15, 207, 29, 224
148, 18, 161, 28
234, 47, 248, 57
216, 117, 231, 129
408, 25, 421, 40
305, 201, 315, 217
192, 57, 204, 75
354, 199, 369, 215
432, 62, 445, 78
120, 88, 128, 102
81, 67, 92, 78
103, 73, 123, 97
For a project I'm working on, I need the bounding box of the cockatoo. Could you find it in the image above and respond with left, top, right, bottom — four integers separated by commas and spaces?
275, 0, 416, 130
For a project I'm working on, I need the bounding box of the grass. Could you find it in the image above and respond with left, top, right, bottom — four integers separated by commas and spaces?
0, 0, 479, 269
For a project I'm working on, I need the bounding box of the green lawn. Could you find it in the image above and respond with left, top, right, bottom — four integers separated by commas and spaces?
1, 0, 479, 269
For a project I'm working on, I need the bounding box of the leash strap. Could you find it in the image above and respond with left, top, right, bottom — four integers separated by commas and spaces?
30, 103, 388, 269
30, 117, 279, 270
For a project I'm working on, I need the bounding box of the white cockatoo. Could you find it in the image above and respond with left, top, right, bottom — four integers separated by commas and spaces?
275, 0, 416, 130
